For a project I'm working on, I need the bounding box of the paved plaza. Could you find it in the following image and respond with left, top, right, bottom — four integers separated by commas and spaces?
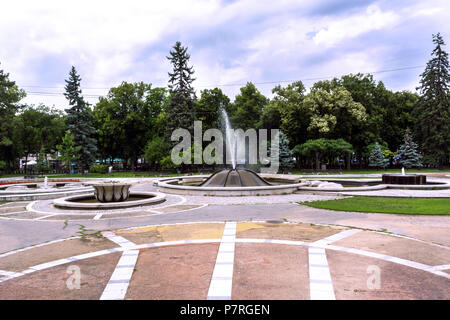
0, 176, 449, 300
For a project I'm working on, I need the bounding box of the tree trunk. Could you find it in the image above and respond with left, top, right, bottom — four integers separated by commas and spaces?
315, 152, 320, 171
24, 154, 28, 175
346, 153, 351, 170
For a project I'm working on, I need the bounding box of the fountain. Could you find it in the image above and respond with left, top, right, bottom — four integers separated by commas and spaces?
156, 109, 306, 196
382, 168, 427, 185
0, 178, 91, 201
89, 181, 132, 202
53, 180, 165, 209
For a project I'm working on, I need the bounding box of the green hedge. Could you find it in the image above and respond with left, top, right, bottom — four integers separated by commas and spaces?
90, 164, 109, 174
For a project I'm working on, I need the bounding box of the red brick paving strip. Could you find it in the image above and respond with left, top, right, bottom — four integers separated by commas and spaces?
0, 253, 121, 300
125, 244, 219, 300
232, 243, 310, 300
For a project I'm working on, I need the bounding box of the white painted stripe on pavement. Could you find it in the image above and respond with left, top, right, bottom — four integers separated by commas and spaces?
207, 221, 237, 300
102, 232, 136, 248
308, 247, 335, 300
100, 249, 139, 300
427, 264, 450, 271
93, 213, 103, 220
312, 229, 361, 247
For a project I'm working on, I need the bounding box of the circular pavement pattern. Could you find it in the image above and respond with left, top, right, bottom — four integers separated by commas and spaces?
0, 221, 448, 300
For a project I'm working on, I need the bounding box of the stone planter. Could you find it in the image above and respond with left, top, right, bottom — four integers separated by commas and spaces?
90, 182, 132, 202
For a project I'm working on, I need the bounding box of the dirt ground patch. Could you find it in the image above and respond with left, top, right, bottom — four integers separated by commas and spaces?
116, 223, 224, 244
0, 252, 121, 300
232, 243, 310, 299
0, 237, 118, 272
327, 250, 450, 300
126, 244, 218, 299
236, 222, 344, 242
333, 231, 450, 266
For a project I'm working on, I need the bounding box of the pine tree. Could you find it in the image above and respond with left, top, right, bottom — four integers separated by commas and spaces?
166, 41, 196, 144
64, 66, 97, 171
414, 33, 450, 168
369, 142, 389, 169
278, 132, 295, 172
398, 128, 423, 168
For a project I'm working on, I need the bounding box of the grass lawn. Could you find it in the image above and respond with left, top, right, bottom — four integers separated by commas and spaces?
302, 196, 450, 215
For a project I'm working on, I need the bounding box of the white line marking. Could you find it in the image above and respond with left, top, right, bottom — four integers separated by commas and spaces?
102, 232, 137, 249
207, 221, 237, 300
312, 229, 361, 247
0, 237, 80, 259
426, 264, 450, 271
93, 213, 103, 220
0, 270, 24, 277
307, 229, 361, 300
100, 250, 139, 300
33, 214, 57, 220
308, 246, 335, 300
325, 244, 450, 279
0, 211, 29, 216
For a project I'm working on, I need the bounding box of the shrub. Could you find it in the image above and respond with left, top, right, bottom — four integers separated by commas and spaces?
90, 164, 109, 174
160, 156, 180, 170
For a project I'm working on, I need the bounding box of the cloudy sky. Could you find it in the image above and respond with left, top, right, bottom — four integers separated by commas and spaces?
1, 0, 449, 110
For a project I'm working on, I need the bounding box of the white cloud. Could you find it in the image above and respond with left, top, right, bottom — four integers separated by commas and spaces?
0, 0, 449, 109
313, 5, 399, 47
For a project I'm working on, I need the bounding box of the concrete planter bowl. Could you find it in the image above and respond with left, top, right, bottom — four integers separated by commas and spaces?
91, 182, 132, 202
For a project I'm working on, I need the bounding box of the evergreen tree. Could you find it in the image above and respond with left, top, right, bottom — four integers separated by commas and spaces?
64, 66, 97, 171
414, 33, 450, 168
278, 132, 295, 172
166, 41, 196, 144
369, 142, 389, 169
398, 128, 423, 168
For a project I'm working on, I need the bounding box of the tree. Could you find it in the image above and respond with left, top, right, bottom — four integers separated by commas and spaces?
414, 33, 450, 168
398, 128, 423, 168
64, 66, 97, 171
144, 136, 167, 169
269, 81, 309, 146
369, 142, 389, 169
166, 41, 196, 143
195, 88, 230, 132
230, 82, 268, 130
56, 130, 81, 174
296, 138, 353, 170
0, 63, 26, 171
303, 82, 366, 169
278, 132, 295, 172
333, 74, 384, 166
93, 82, 168, 170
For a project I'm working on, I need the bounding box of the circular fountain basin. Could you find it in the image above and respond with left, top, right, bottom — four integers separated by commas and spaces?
0, 180, 92, 201
156, 171, 306, 196
53, 191, 166, 209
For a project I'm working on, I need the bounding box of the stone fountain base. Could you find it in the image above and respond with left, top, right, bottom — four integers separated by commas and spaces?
382, 174, 427, 185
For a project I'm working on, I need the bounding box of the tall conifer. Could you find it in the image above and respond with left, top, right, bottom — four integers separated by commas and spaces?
64, 66, 97, 171
166, 41, 196, 144
414, 33, 450, 168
